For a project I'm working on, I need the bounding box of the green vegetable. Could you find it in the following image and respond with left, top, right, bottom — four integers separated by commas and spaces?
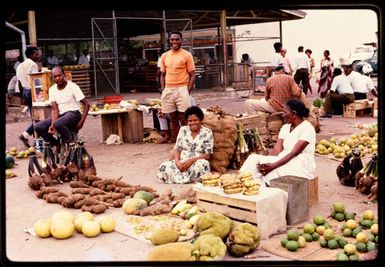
193, 234, 227, 261
5, 155, 15, 169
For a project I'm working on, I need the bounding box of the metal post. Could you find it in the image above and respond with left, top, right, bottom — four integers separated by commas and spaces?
220, 10, 227, 88
112, 11, 120, 95
279, 20, 282, 44
91, 18, 98, 98
5, 22, 27, 60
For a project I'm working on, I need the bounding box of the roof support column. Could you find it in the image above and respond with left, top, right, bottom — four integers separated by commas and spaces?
279, 20, 282, 44
162, 11, 167, 51
28, 11, 37, 46
220, 10, 227, 88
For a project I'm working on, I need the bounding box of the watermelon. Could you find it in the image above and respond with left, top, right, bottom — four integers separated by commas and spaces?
6, 155, 15, 169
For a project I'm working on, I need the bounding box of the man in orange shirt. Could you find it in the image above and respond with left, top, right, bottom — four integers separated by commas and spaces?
159, 31, 195, 142
245, 66, 302, 115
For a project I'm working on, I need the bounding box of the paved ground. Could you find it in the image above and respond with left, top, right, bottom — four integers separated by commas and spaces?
3, 85, 378, 264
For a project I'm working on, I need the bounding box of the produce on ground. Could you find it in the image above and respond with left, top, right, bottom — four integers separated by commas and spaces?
226, 223, 261, 257
193, 211, 232, 240
146, 242, 196, 261
193, 233, 227, 261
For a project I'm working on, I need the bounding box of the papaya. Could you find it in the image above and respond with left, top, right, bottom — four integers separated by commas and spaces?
122, 198, 147, 214
133, 191, 154, 204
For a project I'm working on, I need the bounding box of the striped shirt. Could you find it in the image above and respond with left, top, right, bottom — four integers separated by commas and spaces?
265, 73, 302, 111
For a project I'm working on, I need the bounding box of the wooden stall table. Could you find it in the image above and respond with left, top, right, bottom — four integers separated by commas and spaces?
31, 101, 52, 121
192, 183, 288, 240
89, 108, 144, 143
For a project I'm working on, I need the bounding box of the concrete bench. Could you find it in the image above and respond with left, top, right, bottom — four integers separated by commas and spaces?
343, 100, 375, 118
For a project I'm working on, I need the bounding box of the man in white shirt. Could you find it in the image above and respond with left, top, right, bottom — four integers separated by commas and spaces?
271, 42, 283, 67
46, 50, 59, 67
34, 66, 90, 152
293, 46, 311, 95
17, 47, 40, 147
343, 64, 368, 100
321, 68, 354, 117
78, 49, 90, 65
360, 64, 378, 97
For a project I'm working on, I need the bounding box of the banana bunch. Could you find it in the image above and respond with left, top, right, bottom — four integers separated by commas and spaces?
220, 174, 242, 194
201, 172, 220, 186
242, 179, 260, 196
237, 172, 253, 183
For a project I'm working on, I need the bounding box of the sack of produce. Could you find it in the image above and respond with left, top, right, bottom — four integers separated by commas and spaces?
202, 112, 237, 174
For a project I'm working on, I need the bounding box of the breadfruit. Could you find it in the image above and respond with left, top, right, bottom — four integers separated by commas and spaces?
193, 211, 232, 240
146, 242, 196, 261
226, 223, 261, 257
150, 228, 180, 245
193, 234, 227, 261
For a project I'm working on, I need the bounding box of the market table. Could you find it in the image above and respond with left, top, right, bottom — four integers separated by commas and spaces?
192, 183, 288, 240
89, 108, 144, 143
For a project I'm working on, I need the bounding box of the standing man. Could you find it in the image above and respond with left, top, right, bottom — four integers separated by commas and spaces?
245, 66, 302, 115
293, 46, 311, 95
78, 49, 90, 65
159, 31, 195, 142
34, 66, 90, 152
271, 42, 283, 67
17, 47, 40, 148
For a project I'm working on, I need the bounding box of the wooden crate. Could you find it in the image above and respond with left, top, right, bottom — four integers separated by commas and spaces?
234, 114, 268, 135
100, 110, 144, 143
343, 100, 374, 118
196, 190, 257, 225
71, 69, 91, 98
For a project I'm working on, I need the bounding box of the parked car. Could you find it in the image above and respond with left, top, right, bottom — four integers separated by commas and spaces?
354, 50, 377, 75
339, 45, 376, 67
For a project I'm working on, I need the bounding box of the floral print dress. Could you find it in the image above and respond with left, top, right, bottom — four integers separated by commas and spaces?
157, 125, 214, 184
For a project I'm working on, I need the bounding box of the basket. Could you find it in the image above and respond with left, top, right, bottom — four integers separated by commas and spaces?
103, 95, 123, 104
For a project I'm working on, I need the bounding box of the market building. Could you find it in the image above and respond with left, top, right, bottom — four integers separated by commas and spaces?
5, 10, 306, 98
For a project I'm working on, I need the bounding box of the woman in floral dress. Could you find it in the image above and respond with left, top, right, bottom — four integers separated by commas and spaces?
157, 106, 214, 184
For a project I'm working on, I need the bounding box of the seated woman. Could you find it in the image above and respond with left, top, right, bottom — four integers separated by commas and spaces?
156, 106, 214, 184
239, 99, 316, 186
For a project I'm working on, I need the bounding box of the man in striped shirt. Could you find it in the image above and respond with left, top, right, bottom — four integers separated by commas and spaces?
245, 66, 302, 115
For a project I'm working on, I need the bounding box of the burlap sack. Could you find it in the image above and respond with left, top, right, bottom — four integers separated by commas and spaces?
202, 114, 238, 174
299, 92, 321, 133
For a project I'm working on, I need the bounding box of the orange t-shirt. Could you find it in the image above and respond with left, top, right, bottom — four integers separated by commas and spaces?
160, 48, 195, 88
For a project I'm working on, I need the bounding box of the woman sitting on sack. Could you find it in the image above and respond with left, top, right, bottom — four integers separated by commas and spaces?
157, 106, 214, 184
239, 99, 316, 186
